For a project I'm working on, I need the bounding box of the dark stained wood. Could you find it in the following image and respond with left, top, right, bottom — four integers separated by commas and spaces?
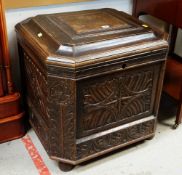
176, 1, 182, 27
16, 8, 168, 171
0, 0, 25, 143
132, 0, 182, 127
58, 162, 75, 172
175, 80, 182, 127
132, 0, 181, 28
168, 26, 178, 55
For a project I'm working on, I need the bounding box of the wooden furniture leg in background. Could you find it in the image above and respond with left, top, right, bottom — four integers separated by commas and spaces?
0, 0, 25, 143
174, 88, 182, 129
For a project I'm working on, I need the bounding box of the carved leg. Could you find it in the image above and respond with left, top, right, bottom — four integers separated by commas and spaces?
58, 162, 75, 172
146, 135, 155, 140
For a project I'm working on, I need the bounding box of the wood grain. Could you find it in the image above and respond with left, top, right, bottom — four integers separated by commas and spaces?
16, 9, 168, 171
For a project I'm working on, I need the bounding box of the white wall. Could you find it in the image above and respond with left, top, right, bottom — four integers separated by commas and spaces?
175, 29, 182, 56
4, 0, 182, 90
5, 0, 132, 90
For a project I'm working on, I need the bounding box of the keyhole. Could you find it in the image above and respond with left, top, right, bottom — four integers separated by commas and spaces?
122, 63, 127, 69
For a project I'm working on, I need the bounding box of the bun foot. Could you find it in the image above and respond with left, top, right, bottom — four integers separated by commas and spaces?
58, 162, 75, 172
146, 135, 155, 140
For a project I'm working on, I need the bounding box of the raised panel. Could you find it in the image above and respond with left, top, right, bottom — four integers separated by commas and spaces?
53, 10, 129, 36
77, 64, 158, 138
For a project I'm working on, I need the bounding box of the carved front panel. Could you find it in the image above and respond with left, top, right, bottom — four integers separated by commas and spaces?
77, 118, 155, 159
77, 65, 156, 138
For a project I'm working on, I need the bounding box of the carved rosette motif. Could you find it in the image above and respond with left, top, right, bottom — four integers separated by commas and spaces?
47, 76, 76, 160
78, 69, 153, 137
77, 119, 155, 159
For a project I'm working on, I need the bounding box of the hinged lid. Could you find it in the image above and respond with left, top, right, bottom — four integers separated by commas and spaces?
16, 8, 168, 68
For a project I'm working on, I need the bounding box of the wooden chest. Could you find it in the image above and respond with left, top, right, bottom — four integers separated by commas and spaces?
15, 8, 168, 171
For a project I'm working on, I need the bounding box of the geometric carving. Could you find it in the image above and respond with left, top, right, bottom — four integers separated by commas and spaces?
23, 50, 157, 163
48, 77, 76, 160
16, 8, 168, 171
77, 118, 155, 159
24, 53, 48, 124
78, 69, 153, 137
24, 52, 76, 159
23, 53, 50, 151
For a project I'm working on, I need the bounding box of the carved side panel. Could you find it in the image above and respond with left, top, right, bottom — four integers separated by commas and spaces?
24, 52, 48, 123
77, 119, 155, 159
77, 67, 154, 138
23, 51, 76, 160
23, 52, 50, 151
47, 76, 76, 160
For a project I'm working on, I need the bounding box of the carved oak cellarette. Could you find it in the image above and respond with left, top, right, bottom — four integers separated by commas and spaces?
15, 8, 168, 171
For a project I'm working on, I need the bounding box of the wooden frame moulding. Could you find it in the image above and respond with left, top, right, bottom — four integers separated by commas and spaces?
4, 0, 93, 9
